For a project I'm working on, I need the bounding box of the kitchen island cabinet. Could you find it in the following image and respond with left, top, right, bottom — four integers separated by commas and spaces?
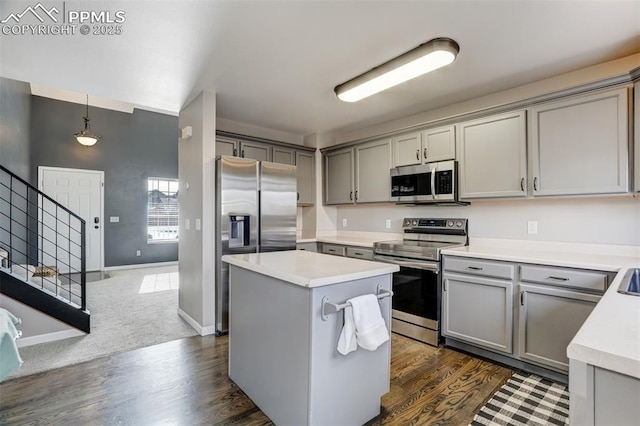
222, 250, 398, 426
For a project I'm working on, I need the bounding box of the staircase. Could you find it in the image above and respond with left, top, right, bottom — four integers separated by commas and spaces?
0, 165, 90, 333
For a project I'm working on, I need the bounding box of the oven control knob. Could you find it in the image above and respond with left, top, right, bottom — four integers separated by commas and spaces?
447, 221, 454, 227
412, 220, 418, 226
404, 219, 411, 226
456, 221, 462, 227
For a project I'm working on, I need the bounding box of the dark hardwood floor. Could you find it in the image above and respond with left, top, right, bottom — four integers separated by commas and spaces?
0, 334, 513, 425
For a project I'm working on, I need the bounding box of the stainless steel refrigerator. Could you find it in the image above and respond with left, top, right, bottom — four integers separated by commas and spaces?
215, 155, 297, 334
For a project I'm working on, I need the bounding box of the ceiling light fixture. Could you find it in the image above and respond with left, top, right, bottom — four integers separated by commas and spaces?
74, 94, 101, 146
334, 37, 460, 102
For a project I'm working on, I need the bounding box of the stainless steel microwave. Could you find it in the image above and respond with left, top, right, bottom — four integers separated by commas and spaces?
391, 160, 465, 205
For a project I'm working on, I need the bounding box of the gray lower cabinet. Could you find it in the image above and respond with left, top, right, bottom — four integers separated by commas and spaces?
457, 110, 528, 199
346, 247, 373, 260
296, 151, 315, 205
518, 283, 600, 372
297, 242, 318, 252
529, 86, 629, 196
570, 359, 640, 426
442, 272, 514, 354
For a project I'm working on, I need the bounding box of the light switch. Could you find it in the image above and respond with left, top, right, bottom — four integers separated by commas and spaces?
527, 221, 538, 235
385, 219, 391, 229
109, 216, 120, 223
195, 218, 201, 231
342, 218, 347, 227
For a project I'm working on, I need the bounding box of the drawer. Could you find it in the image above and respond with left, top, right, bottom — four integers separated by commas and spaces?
520, 265, 608, 292
346, 247, 373, 260
443, 256, 515, 280
296, 242, 317, 252
321, 243, 345, 256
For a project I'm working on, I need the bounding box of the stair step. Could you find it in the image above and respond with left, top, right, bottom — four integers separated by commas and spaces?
0, 270, 90, 333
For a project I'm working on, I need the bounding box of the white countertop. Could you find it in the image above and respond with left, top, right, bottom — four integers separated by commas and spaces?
296, 231, 402, 247
441, 239, 640, 378
222, 250, 398, 288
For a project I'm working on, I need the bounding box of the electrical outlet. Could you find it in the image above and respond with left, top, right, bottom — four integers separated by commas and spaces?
385, 219, 391, 229
136, 250, 141, 257
527, 221, 538, 235
342, 218, 347, 227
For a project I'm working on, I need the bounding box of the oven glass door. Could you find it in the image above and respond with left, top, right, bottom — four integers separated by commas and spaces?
391, 266, 438, 321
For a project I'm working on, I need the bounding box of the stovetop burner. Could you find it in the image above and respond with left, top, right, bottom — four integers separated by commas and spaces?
373, 217, 468, 261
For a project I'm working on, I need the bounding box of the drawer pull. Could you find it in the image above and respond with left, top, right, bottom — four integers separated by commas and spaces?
328, 249, 336, 253
548, 276, 569, 281
354, 252, 363, 256
520, 291, 526, 306
468, 266, 483, 271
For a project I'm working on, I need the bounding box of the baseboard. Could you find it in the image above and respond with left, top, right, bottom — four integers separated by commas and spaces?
104, 261, 178, 272
177, 308, 216, 336
17, 328, 85, 348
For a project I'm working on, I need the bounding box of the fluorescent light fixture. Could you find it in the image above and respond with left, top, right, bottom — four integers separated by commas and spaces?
74, 94, 101, 146
335, 37, 459, 102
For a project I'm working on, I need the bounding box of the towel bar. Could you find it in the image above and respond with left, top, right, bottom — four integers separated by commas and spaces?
321, 286, 393, 321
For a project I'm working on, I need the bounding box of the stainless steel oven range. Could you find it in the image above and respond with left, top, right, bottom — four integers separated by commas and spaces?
373, 218, 468, 346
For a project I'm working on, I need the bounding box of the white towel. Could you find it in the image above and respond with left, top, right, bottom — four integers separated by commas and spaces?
337, 294, 389, 355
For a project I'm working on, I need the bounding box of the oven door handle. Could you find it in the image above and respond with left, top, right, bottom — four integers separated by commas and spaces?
373, 255, 439, 273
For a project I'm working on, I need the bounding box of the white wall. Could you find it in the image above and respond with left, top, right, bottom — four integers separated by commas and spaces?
217, 117, 304, 146
178, 91, 216, 334
336, 196, 640, 246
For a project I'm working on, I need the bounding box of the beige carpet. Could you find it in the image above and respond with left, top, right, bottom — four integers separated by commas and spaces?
10, 265, 198, 378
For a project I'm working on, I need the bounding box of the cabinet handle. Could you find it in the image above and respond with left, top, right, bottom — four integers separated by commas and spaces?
548, 276, 569, 281
233, 148, 237, 157
534, 177, 539, 191
424, 148, 428, 159
297, 192, 300, 201
467, 266, 483, 271
416, 149, 420, 160
349, 191, 353, 201
241, 150, 245, 158
355, 190, 358, 201
354, 252, 363, 256
520, 178, 525, 191
520, 291, 526, 306
443, 279, 447, 291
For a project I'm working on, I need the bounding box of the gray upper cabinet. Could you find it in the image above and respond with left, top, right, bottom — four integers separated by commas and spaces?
354, 139, 392, 203
216, 137, 238, 157
296, 151, 315, 205
392, 131, 422, 167
457, 111, 527, 199
635, 81, 639, 193
422, 125, 455, 163
240, 141, 271, 161
325, 148, 354, 205
518, 283, 600, 372
272, 147, 296, 165
529, 87, 630, 196
392, 127, 454, 167
215, 137, 272, 161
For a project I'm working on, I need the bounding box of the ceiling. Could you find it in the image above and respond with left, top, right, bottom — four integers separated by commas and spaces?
1, 1, 639, 138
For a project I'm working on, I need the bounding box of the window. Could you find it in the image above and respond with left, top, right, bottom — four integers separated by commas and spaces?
147, 178, 179, 242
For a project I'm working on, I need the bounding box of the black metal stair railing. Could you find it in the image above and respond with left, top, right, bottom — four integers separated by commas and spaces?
0, 165, 86, 311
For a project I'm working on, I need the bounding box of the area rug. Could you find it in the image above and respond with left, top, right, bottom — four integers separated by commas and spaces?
9, 266, 198, 379
470, 372, 569, 426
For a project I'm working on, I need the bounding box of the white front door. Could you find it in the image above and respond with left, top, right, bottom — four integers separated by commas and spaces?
39, 167, 103, 272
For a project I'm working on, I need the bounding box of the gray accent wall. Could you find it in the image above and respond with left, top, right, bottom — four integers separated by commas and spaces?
29, 96, 179, 267
0, 77, 31, 181
0, 77, 31, 264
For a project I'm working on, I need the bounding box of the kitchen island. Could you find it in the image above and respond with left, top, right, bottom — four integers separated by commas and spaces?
222, 250, 398, 426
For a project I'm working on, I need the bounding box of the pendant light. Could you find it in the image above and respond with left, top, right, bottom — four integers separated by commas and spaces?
335, 37, 459, 102
74, 94, 101, 146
